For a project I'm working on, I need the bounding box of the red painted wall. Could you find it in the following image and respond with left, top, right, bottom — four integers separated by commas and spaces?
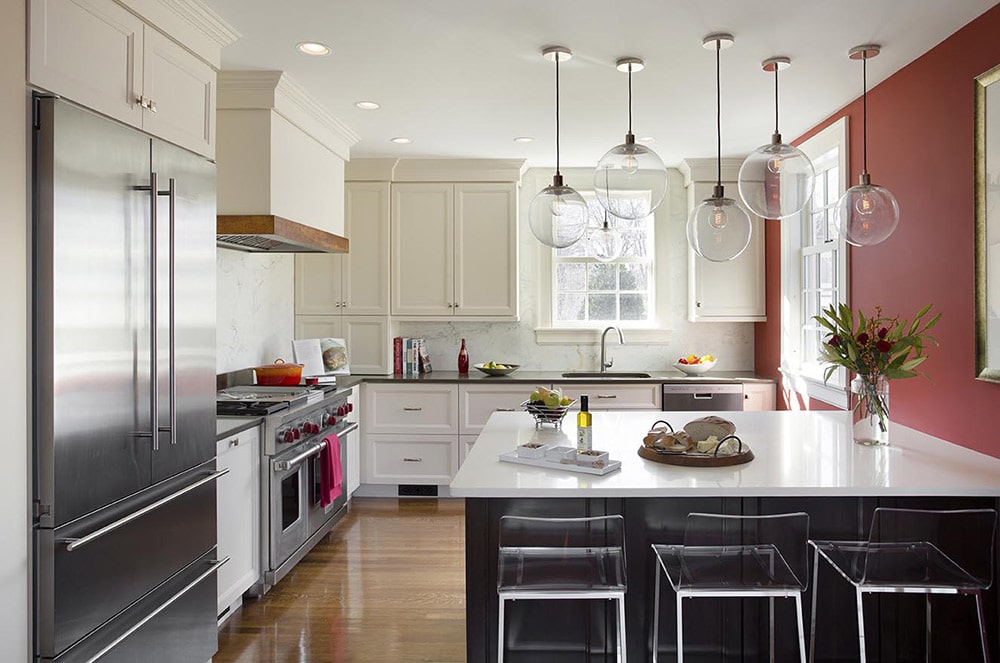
756, 4, 1000, 457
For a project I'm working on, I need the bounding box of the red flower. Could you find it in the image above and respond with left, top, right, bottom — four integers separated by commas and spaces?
857, 332, 870, 345
828, 335, 840, 347
877, 327, 889, 339
876, 339, 892, 353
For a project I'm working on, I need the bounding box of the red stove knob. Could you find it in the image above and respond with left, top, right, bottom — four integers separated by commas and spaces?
337, 405, 346, 416
303, 422, 315, 434
282, 430, 295, 444
346, 402, 354, 413
326, 414, 337, 426
292, 428, 301, 440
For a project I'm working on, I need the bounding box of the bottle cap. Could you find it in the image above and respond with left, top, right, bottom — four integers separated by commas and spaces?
580, 395, 589, 409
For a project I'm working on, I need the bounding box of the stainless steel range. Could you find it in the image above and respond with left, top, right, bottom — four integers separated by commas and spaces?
218, 385, 357, 595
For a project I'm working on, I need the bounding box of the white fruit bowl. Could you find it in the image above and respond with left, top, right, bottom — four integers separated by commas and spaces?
673, 360, 717, 375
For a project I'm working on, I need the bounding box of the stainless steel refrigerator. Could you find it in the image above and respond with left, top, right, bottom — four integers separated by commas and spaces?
32, 97, 226, 663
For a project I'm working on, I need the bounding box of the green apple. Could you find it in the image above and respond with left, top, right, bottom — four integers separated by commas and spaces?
543, 392, 561, 407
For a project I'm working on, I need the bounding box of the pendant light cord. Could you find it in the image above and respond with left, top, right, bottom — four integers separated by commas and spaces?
773, 66, 780, 135
627, 65, 633, 135
862, 54, 868, 175
555, 53, 561, 177
715, 40, 722, 188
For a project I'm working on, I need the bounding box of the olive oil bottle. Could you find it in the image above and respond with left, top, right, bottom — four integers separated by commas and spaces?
576, 395, 592, 452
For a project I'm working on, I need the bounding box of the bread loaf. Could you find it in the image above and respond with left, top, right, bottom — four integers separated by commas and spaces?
683, 415, 736, 442
652, 431, 694, 452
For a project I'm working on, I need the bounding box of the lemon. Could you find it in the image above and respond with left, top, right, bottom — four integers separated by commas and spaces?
560, 396, 572, 406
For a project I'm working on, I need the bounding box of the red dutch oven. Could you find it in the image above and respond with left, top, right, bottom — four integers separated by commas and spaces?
254, 358, 304, 386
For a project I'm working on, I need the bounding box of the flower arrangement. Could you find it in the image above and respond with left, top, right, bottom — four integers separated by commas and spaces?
814, 303, 940, 444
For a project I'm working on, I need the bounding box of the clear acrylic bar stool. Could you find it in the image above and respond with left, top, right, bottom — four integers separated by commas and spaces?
497, 514, 627, 663
651, 512, 810, 663
809, 507, 997, 663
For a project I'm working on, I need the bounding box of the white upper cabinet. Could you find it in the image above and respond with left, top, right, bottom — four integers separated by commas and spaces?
297, 182, 390, 315
391, 182, 517, 319
681, 158, 766, 322
28, 0, 231, 158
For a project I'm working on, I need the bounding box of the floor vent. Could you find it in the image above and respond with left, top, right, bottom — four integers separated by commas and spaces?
398, 484, 438, 497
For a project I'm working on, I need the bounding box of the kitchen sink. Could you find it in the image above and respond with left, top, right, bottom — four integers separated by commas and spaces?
560, 372, 652, 378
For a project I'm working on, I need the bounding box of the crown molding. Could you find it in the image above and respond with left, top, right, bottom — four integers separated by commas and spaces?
159, 0, 240, 47
679, 157, 746, 186
218, 71, 360, 160
118, 0, 239, 68
392, 159, 527, 183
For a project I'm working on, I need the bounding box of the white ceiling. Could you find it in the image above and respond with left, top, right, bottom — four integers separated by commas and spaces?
204, 0, 998, 169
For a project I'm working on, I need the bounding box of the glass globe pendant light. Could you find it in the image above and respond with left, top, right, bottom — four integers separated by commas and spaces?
594, 58, 668, 220
589, 210, 623, 262
686, 34, 753, 263
738, 57, 815, 219
836, 44, 899, 246
528, 46, 588, 249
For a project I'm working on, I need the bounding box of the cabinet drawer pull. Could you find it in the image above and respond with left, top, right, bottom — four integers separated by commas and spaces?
596, 394, 618, 399
402, 457, 423, 463
228, 438, 240, 447
402, 407, 423, 411
495, 407, 515, 412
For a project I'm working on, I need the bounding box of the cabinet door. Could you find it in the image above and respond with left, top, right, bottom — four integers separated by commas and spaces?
216, 426, 260, 616
295, 253, 343, 315
742, 382, 777, 411
365, 434, 457, 485
454, 183, 518, 317
687, 182, 766, 322
458, 384, 529, 435
342, 316, 393, 375
391, 183, 454, 315
364, 383, 458, 434
555, 383, 661, 410
141, 27, 215, 158
344, 182, 390, 315
294, 314, 343, 340
29, 0, 144, 128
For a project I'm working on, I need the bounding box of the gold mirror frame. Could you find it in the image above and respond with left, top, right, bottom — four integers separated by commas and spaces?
976, 64, 1000, 382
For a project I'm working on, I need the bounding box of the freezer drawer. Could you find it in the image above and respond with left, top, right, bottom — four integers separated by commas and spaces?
661, 383, 744, 411
36, 461, 221, 658
41, 551, 225, 663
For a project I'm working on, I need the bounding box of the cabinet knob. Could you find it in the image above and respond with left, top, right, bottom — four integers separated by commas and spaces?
228, 438, 239, 447
745, 394, 749, 399
453, 302, 459, 308
697, 301, 702, 308
147, 99, 157, 113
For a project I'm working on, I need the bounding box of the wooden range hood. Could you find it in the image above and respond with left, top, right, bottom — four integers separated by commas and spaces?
217, 214, 349, 253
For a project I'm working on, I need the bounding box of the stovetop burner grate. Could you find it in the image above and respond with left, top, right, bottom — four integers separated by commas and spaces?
217, 400, 290, 416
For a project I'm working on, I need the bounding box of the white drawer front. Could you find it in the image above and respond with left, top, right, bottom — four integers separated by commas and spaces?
554, 383, 661, 410
366, 435, 456, 484
364, 384, 458, 434
458, 384, 529, 435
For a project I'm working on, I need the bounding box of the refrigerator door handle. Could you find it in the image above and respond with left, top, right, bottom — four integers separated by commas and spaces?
134, 172, 160, 449
80, 556, 229, 663
58, 469, 229, 551
164, 177, 176, 445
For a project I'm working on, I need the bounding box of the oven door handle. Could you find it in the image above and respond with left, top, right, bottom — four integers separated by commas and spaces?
59, 469, 229, 551
334, 421, 359, 436
274, 443, 324, 471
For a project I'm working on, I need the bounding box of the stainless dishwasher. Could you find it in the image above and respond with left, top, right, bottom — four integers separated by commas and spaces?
662, 383, 744, 411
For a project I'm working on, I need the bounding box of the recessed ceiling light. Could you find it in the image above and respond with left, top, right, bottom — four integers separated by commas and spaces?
638, 136, 656, 143
513, 136, 534, 143
296, 41, 330, 56
355, 101, 380, 110
390, 137, 412, 144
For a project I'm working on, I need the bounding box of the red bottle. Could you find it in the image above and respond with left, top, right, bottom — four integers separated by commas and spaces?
458, 338, 469, 373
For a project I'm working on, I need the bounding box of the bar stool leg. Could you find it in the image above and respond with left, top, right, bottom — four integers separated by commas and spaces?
497, 596, 505, 663
676, 593, 685, 663
809, 548, 820, 663
925, 593, 932, 663
855, 588, 868, 663
652, 568, 661, 663
795, 593, 807, 663
617, 595, 627, 663
769, 597, 776, 663
974, 590, 991, 663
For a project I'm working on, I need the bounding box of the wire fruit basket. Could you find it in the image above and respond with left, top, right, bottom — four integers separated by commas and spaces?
521, 399, 575, 429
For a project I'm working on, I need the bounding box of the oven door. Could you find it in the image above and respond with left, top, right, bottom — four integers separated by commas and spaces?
306, 423, 357, 535
268, 445, 317, 573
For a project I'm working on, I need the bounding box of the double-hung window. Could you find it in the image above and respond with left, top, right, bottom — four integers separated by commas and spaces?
552, 193, 654, 326
781, 118, 849, 407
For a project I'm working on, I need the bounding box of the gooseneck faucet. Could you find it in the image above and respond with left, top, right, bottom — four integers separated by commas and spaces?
600, 326, 625, 373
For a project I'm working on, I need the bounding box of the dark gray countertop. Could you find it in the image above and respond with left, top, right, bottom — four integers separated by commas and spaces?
354, 370, 774, 384
216, 416, 262, 441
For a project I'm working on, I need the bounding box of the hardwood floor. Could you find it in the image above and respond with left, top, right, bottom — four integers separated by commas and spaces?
215, 498, 467, 663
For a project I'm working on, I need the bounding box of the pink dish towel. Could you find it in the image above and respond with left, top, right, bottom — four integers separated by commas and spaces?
319, 433, 342, 507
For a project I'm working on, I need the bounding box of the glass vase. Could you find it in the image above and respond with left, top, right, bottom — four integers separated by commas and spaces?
849, 374, 890, 446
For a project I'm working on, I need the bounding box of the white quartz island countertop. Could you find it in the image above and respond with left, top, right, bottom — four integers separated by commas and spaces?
449, 410, 1000, 498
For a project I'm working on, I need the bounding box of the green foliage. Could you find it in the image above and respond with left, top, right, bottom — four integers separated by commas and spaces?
813, 303, 940, 383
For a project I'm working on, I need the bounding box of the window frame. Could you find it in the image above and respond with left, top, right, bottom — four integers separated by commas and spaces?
780, 117, 850, 408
